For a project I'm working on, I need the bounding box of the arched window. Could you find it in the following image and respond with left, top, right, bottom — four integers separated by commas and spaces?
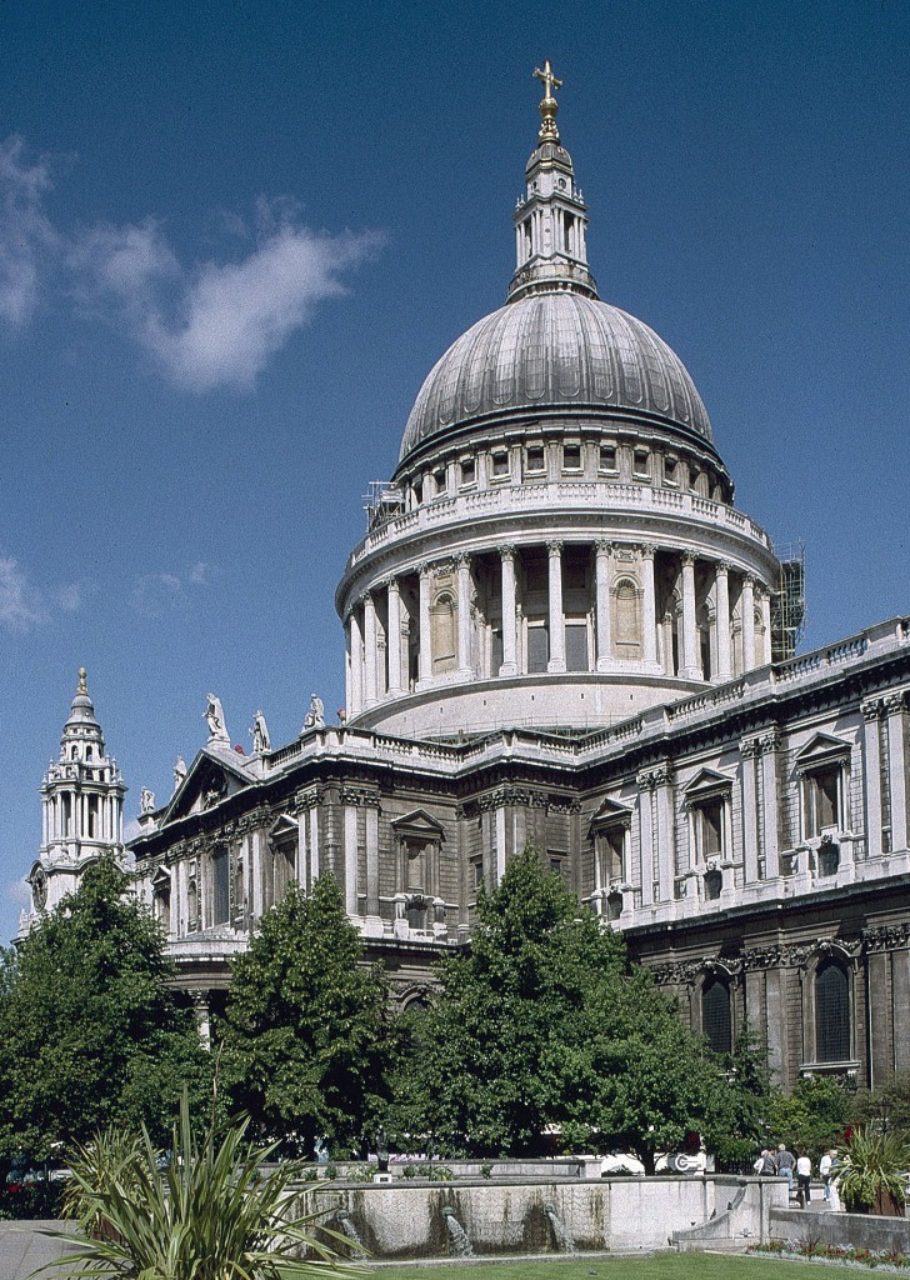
816, 959, 850, 1062
702, 975, 732, 1054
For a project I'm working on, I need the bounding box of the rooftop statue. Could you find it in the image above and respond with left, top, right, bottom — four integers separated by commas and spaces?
203, 693, 230, 745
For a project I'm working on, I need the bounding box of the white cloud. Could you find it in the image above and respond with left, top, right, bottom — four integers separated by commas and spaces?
130, 572, 183, 619
0, 136, 59, 326
75, 217, 380, 391
0, 554, 48, 630
130, 561, 216, 617
55, 580, 92, 612
0, 133, 382, 390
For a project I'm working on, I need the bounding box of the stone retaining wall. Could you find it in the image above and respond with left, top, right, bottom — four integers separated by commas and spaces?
771, 1206, 910, 1255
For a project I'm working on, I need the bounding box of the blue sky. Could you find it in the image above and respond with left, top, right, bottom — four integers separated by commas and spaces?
2, 0, 908, 942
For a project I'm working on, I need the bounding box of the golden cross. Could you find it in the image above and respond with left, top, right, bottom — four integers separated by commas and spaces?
533, 59, 563, 102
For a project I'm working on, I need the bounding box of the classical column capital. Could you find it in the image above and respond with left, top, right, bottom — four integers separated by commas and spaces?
639, 542, 657, 561
547, 539, 564, 556
454, 550, 472, 568
758, 727, 780, 755
716, 560, 731, 576
417, 561, 432, 580
742, 573, 755, 588
595, 538, 613, 556
681, 551, 696, 568
500, 544, 516, 562
636, 768, 658, 792
861, 696, 883, 722
884, 690, 907, 716
381, 575, 400, 595
739, 735, 762, 759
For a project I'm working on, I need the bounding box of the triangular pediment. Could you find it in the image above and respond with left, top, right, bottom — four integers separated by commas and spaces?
268, 814, 298, 844
159, 748, 253, 825
390, 809, 446, 841
683, 767, 734, 796
151, 865, 172, 888
590, 796, 633, 830
795, 732, 851, 765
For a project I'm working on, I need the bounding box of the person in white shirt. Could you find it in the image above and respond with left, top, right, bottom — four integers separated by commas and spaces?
796, 1151, 812, 1206
819, 1149, 833, 1202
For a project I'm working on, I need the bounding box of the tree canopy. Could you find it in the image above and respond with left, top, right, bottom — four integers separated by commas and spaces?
0, 855, 209, 1166
220, 874, 392, 1158
390, 846, 764, 1167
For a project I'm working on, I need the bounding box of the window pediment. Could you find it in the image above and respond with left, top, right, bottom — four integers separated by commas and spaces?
268, 814, 298, 845
683, 767, 734, 804
590, 796, 633, 833
151, 865, 172, 889
391, 809, 446, 843
795, 732, 851, 771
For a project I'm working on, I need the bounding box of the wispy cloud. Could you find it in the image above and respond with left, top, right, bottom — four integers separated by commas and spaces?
0, 135, 382, 391
0, 136, 59, 326
73, 211, 381, 391
4, 877, 30, 908
130, 562, 216, 618
0, 554, 49, 630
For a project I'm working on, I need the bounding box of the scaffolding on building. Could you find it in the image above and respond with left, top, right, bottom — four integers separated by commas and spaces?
362, 480, 404, 530
771, 541, 806, 662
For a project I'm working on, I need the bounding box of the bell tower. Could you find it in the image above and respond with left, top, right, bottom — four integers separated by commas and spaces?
22, 669, 127, 929
508, 60, 597, 302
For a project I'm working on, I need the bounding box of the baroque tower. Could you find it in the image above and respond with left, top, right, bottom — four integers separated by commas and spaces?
22, 669, 127, 929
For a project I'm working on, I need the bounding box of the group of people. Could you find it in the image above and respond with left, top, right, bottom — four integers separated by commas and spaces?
754, 1144, 842, 1209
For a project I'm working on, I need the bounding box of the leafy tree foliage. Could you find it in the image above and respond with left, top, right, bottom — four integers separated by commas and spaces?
221, 874, 391, 1158
0, 855, 209, 1168
390, 846, 755, 1167
767, 1074, 855, 1159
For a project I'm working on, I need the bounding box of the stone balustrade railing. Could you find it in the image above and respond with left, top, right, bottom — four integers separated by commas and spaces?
345, 480, 773, 572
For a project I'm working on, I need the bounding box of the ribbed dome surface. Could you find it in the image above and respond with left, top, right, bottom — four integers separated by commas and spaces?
400, 292, 712, 462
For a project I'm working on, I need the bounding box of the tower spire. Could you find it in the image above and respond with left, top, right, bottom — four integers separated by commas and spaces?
533, 59, 563, 142
507, 61, 598, 304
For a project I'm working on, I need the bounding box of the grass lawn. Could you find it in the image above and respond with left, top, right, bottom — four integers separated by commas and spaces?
368, 1253, 858, 1279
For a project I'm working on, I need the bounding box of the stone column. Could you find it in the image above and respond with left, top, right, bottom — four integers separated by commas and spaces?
885, 691, 908, 852
363, 591, 378, 708
741, 576, 756, 671
386, 578, 402, 694
862, 697, 884, 858
760, 588, 772, 665
418, 564, 432, 685
250, 828, 265, 917
640, 544, 658, 667
308, 804, 320, 880
739, 737, 761, 882
681, 552, 700, 678
547, 541, 566, 672
456, 553, 473, 676
760, 729, 781, 878
348, 608, 363, 718
595, 540, 612, 670
364, 803, 381, 927
653, 764, 675, 903
191, 991, 211, 1049
636, 770, 655, 907
500, 545, 518, 675
343, 803, 359, 917
715, 562, 733, 682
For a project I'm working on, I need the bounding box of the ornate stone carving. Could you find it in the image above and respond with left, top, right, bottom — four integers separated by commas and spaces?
883, 691, 907, 716
863, 922, 910, 952
340, 786, 380, 808
861, 697, 883, 721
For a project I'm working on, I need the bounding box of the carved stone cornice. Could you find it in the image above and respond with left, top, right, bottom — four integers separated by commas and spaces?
743, 936, 861, 971
637, 764, 672, 790
652, 955, 743, 987
294, 787, 325, 812
340, 786, 380, 808
863, 923, 910, 952
476, 786, 551, 812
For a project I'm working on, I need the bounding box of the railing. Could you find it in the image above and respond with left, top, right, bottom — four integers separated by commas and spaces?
343, 480, 774, 573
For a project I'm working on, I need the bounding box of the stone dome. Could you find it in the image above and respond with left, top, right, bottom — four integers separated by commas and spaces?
399, 290, 713, 463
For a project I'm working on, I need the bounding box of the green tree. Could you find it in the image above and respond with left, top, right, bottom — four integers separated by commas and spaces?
221, 874, 391, 1158
0, 855, 209, 1169
391, 846, 748, 1168
767, 1074, 854, 1159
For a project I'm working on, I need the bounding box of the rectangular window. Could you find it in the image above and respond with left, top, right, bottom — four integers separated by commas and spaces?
433, 468, 446, 495
633, 449, 650, 478
599, 826, 626, 883
492, 452, 509, 478
548, 853, 568, 882
804, 765, 842, 838
472, 859, 484, 891
695, 797, 725, 859
563, 443, 582, 471
490, 627, 503, 673
565, 622, 588, 672
525, 445, 545, 474
664, 455, 678, 484
599, 443, 617, 472
212, 848, 230, 925
527, 623, 549, 672
460, 457, 475, 486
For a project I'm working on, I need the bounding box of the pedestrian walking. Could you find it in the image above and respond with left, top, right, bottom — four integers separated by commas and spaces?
796, 1150, 812, 1206
775, 1143, 796, 1198
819, 1148, 835, 1203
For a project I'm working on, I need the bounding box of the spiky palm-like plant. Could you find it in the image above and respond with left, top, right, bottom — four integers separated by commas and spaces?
40, 1094, 357, 1279
838, 1127, 910, 1215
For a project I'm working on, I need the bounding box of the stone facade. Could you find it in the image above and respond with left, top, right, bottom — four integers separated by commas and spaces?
30, 69, 910, 1093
